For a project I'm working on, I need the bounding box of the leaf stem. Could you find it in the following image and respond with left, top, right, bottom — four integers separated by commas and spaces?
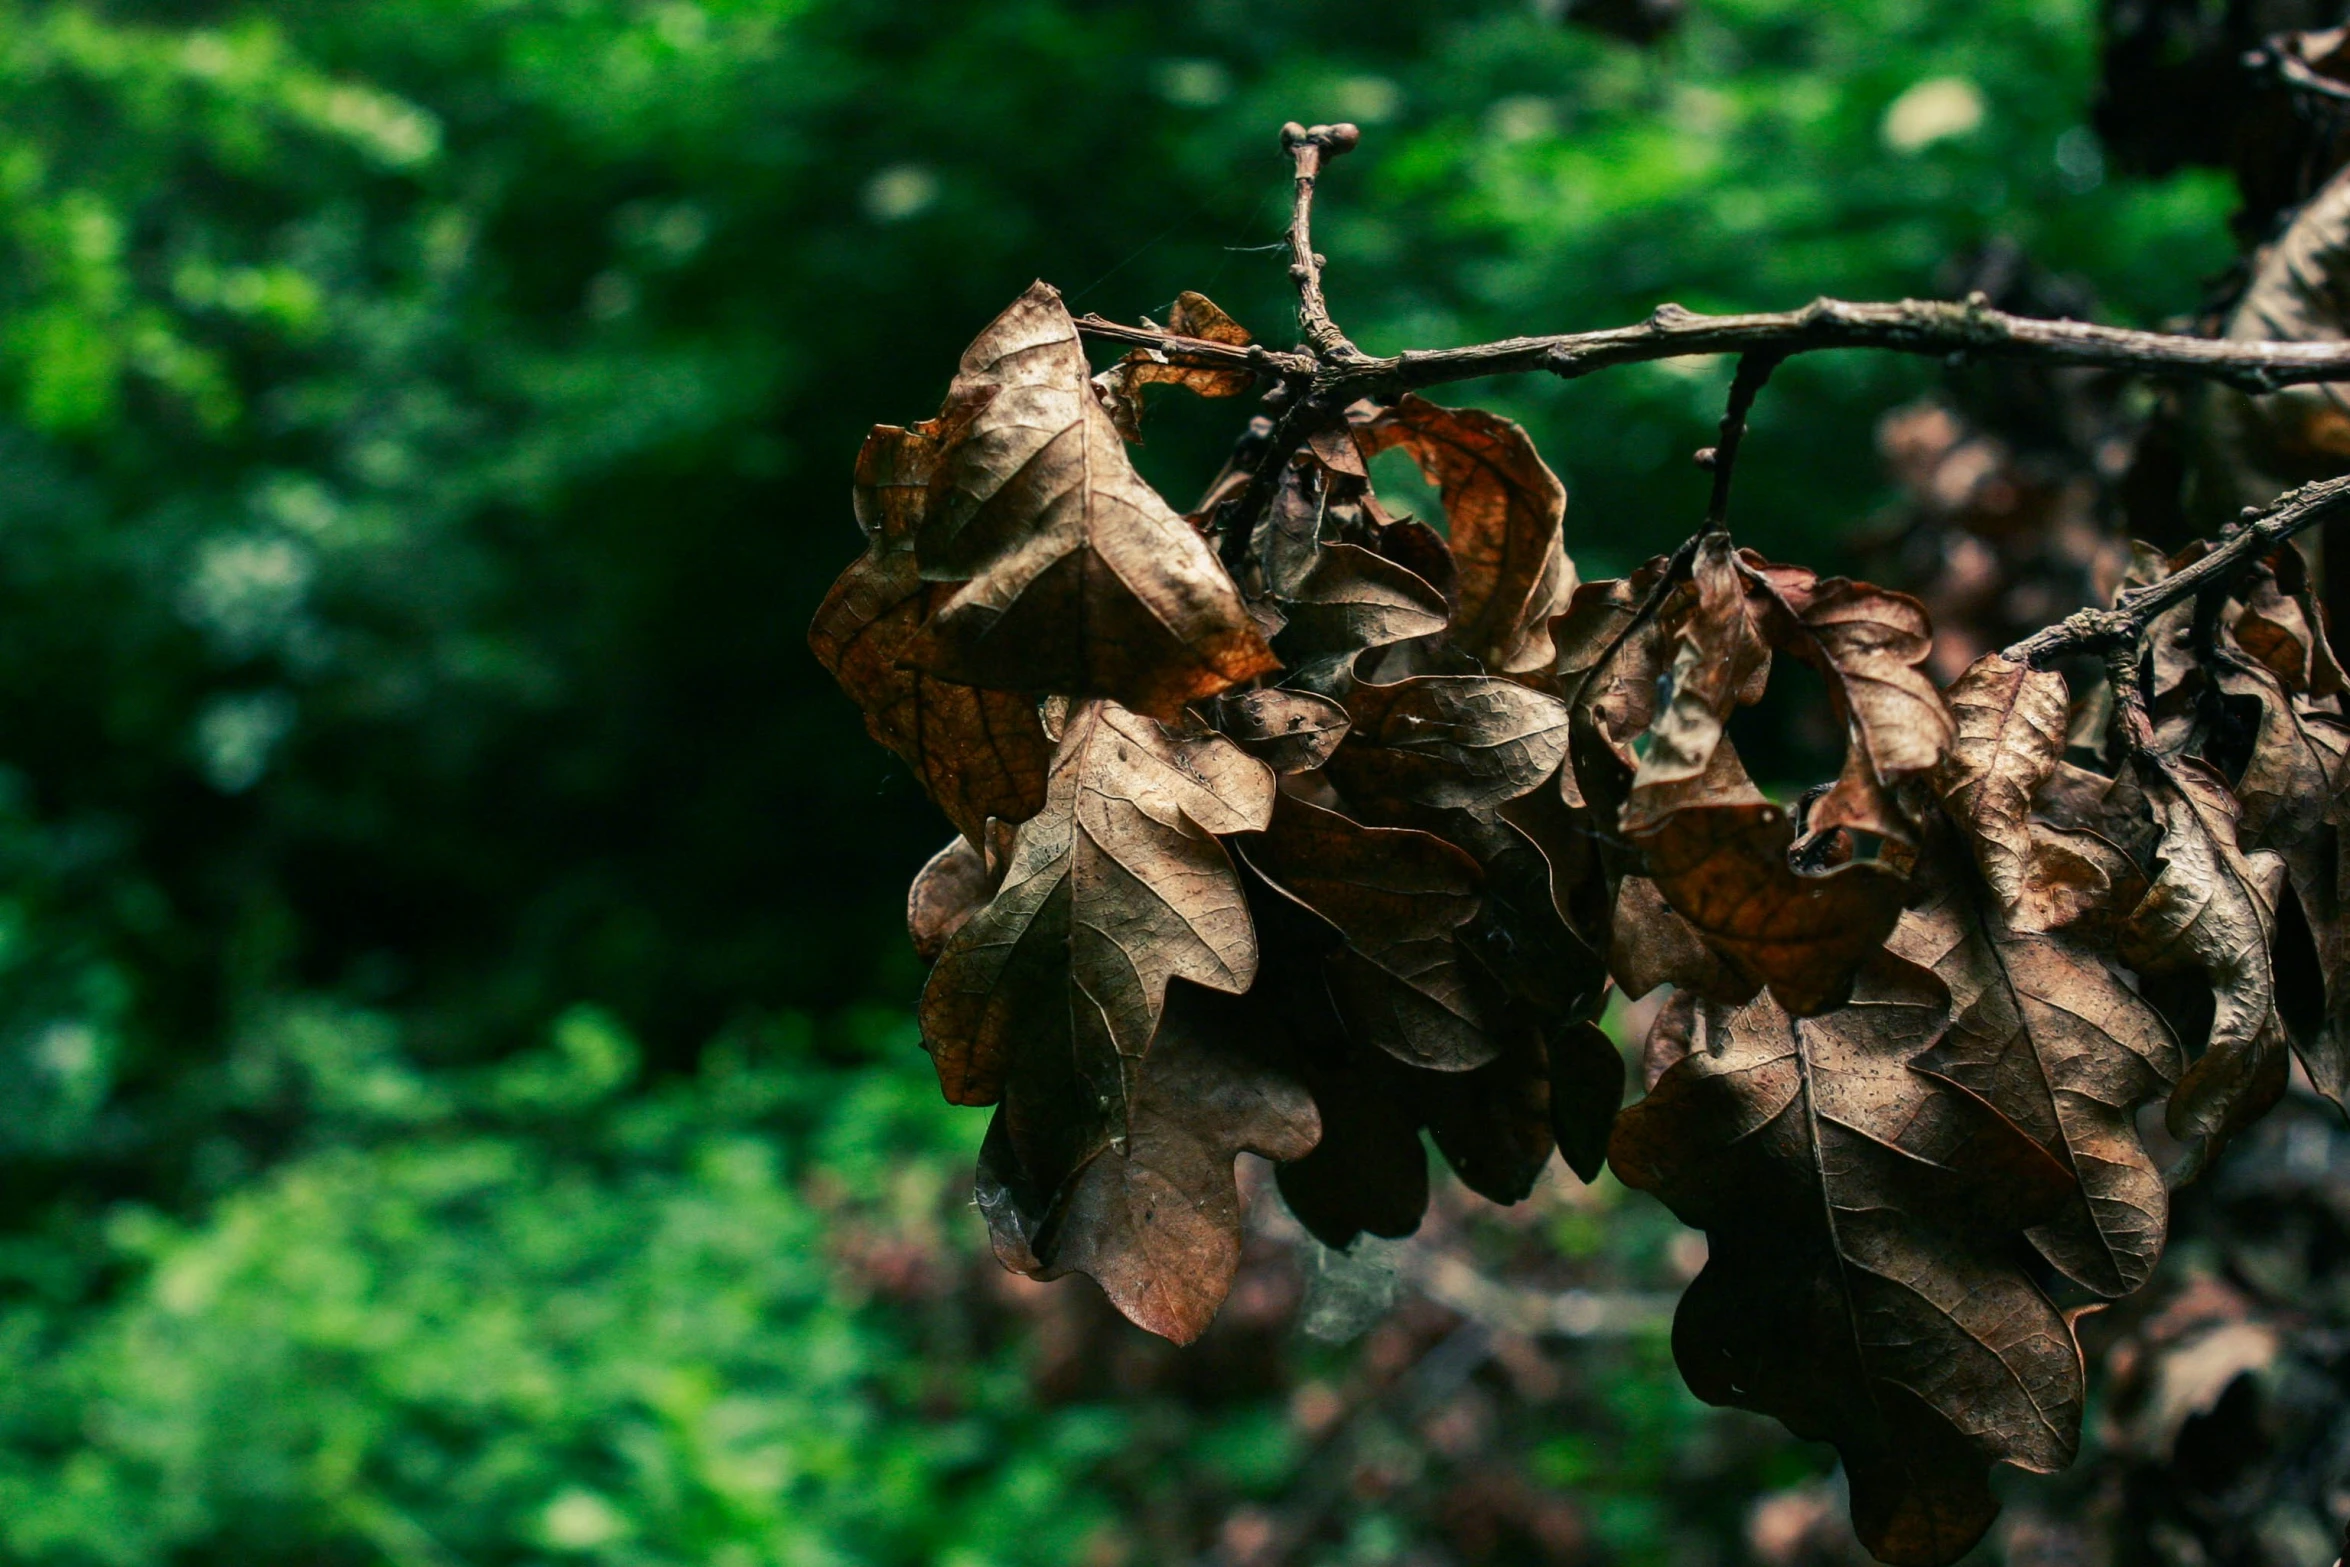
1699, 352, 1783, 531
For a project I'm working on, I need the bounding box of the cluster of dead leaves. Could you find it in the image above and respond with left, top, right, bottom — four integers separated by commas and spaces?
815, 283, 2350, 1567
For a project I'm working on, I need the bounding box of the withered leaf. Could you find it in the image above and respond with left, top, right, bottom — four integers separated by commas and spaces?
1607, 873, 1758, 1007
1255, 449, 1453, 654
1277, 542, 1455, 656
1940, 655, 2142, 936
1324, 675, 1571, 816
2123, 756, 2293, 1166
976, 981, 1319, 1344
1359, 395, 1579, 674
1213, 687, 1351, 773
1741, 556, 1952, 844
2201, 615, 2350, 1107
1552, 557, 1673, 811
1241, 793, 1493, 1070
1615, 545, 1945, 1015
921, 700, 1275, 1152
908, 828, 1008, 965
1546, 1020, 1624, 1184
1622, 534, 1770, 833
1093, 290, 1257, 442
1423, 1021, 1556, 1204
2210, 163, 2350, 513
1637, 791, 1911, 1016
1891, 882, 2179, 1298
810, 421, 1053, 843
1273, 1040, 1430, 1250
1612, 956, 2083, 1567
905, 282, 1277, 718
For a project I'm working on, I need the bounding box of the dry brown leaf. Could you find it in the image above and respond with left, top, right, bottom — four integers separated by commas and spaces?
1636, 789, 1912, 1016
1741, 556, 1952, 845
1241, 792, 1493, 1070
810, 420, 1053, 843
1093, 290, 1257, 442
1359, 395, 1580, 673
1424, 1021, 1556, 1203
1612, 955, 2083, 1567
1890, 882, 2179, 1298
1621, 534, 1771, 833
1213, 687, 1351, 773
2209, 162, 2350, 514
1546, 1020, 1624, 1184
975, 981, 1319, 1344
2123, 755, 2293, 1166
2202, 595, 2350, 1106
920, 701, 1276, 1174
1324, 674, 1572, 816
1940, 655, 2143, 936
908, 829, 1008, 964
904, 282, 1277, 718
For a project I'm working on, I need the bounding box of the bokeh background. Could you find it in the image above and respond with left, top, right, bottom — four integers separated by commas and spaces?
0, 1, 2336, 1563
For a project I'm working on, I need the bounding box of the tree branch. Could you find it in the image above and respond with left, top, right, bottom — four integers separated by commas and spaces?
1074, 293, 2350, 398
2002, 473, 2350, 666
1277, 121, 1363, 362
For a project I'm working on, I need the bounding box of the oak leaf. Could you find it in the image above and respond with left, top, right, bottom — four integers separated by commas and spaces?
1890, 881, 2179, 1298
1612, 956, 2083, 1567
1213, 687, 1351, 773
1939, 655, 2143, 937
905, 282, 1277, 718
810, 420, 1053, 843
1324, 674, 1571, 816
2123, 755, 2293, 1168
1358, 396, 1579, 673
907, 826, 1011, 964
1240, 792, 1494, 1070
920, 700, 1276, 1170
975, 981, 1319, 1344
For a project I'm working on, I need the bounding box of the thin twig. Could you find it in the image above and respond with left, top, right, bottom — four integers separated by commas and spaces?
2003, 473, 2350, 666
1699, 352, 1783, 530
1277, 121, 1364, 362
1074, 293, 2350, 398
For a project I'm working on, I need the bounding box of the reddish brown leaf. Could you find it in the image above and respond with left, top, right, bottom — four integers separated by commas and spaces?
908, 829, 1006, 964
904, 283, 1277, 719
809, 422, 1052, 843
1636, 791, 1911, 1016
1612, 955, 2083, 1567
1093, 290, 1257, 442
976, 982, 1319, 1344
1359, 395, 1579, 673
1606, 873, 1758, 1007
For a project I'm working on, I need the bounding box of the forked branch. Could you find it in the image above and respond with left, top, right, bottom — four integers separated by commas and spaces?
2002, 472, 2350, 665
1278, 120, 1364, 362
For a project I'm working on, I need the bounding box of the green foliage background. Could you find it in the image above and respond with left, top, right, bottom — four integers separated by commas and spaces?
0, 1, 2235, 1561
